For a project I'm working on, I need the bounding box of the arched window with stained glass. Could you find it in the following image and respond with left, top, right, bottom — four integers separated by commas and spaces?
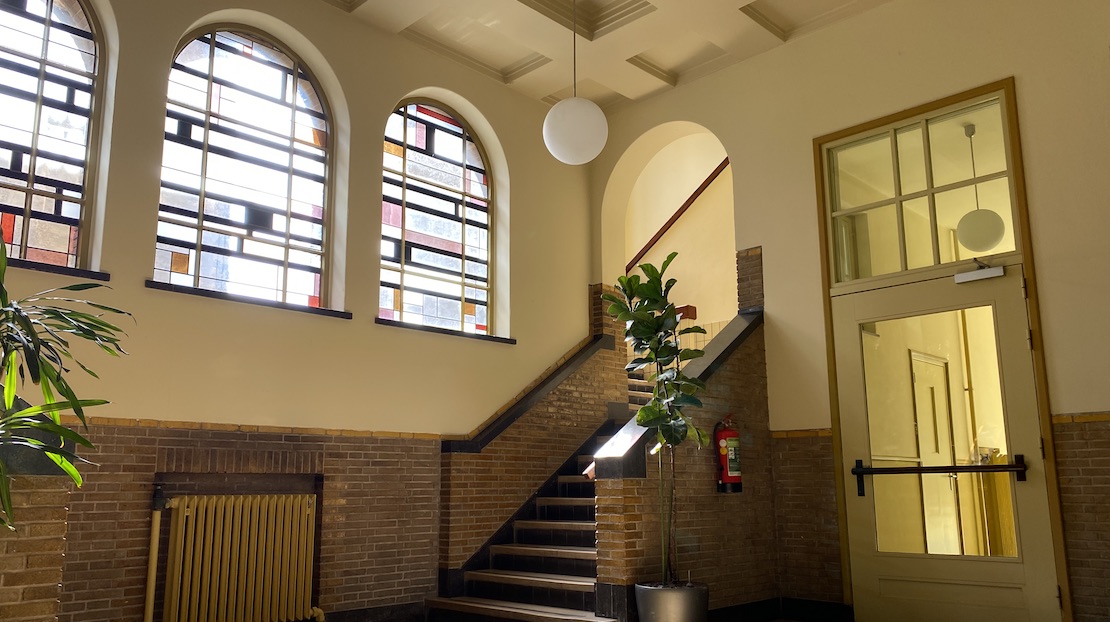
0, 0, 99, 267
152, 28, 331, 308
379, 102, 493, 335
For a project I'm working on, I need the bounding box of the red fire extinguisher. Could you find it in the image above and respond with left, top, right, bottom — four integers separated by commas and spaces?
714, 415, 742, 493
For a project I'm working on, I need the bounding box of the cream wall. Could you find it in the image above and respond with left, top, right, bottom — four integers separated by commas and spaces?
625, 134, 736, 325
594, 0, 1110, 429
6, 0, 594, 434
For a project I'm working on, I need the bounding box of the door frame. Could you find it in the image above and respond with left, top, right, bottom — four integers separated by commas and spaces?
811, 77, 1071, 619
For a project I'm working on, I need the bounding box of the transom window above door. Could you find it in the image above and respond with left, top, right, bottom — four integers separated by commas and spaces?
822, 94, 1018, 285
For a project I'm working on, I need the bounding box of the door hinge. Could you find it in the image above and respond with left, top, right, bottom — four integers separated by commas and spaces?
1041, 438, 1046, 459
1057, 585, 1063, 609
1028, 328, 1034, 351
1022, 277, 1029, 300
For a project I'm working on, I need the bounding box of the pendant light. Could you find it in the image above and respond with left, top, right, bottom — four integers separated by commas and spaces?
543, 0, 608, 165
955, 123, 1005, 253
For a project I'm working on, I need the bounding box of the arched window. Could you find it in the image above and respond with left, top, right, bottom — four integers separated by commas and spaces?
0, 0, 99, 267
153, 28, 331, 308
379, 102, 492, 334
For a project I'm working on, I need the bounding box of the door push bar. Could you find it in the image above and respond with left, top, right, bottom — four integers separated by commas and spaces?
850, 455, 1027, 497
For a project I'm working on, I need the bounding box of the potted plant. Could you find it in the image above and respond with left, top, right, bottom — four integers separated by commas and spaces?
0, 241, 130, 529
603, 251, 710, 622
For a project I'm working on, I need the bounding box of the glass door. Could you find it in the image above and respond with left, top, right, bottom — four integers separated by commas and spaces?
834, 267, 1059, 621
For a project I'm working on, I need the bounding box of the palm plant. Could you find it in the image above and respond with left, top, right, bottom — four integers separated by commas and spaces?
0, 241, 130, 529
603, 251, 708, 586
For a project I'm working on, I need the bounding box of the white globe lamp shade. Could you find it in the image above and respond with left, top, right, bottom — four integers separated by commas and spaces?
543, 97, 608, 165
956, 209, 1005, 253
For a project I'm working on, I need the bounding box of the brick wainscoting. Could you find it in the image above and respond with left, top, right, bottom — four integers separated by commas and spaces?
17, 420, 441, 622
440, 284, 628, 570
1053, 414, 1110, 622
771, 431, 842, 603
0, 476, 69, 622
596, 327, 780, 610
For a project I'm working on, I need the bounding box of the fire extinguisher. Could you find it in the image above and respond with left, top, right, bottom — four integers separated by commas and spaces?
714, 415, 742, 493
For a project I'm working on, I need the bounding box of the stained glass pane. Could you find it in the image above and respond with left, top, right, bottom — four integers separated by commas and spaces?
378, 102, 493, 332
0, 0, 95, 267
154, 29, 330, 307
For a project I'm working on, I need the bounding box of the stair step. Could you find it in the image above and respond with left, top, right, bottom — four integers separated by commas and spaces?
466, 569, 595, 592
536, 497, 594, 507
490, 544, 597, 560
426, 597, 617, 622
557, 475, 591, 484
515, 520, 596, 531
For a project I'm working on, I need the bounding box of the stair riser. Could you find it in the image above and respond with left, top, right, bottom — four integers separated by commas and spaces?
491, 554, 596, 577
427, 609, 509, 622
514, 528, 595, 548
467, 581, 596, 611
537, 505, 595, 521
558, 481, 595, 498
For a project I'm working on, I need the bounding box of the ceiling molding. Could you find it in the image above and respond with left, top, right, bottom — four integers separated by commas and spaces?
515, 0, 655, 40
503, 53, 553, 83
593, 1, 657, 38
317, 0, 369, 13
626, 55, 677, 87
400, 30, 508, 84
738, 5, 788, 42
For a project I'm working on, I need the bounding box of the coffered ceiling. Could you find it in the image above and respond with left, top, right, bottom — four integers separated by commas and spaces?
323, 0, 893, 108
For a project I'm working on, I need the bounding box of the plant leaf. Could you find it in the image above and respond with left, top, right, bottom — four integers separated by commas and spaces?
678, 326, 707, 335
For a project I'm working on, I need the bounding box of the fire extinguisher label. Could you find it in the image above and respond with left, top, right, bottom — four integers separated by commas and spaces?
725, 437, 741, 477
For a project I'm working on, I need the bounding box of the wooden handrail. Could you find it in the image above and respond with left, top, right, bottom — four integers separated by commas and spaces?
625, 157, 730, 274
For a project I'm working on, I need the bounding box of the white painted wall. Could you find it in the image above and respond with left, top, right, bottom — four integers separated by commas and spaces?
594, 0, 1110, 429
625, 134, 737, 326
7, 0, 593, 435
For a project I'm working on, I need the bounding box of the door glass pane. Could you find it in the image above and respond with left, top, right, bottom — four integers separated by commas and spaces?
902, 197, 933, 270
935, 178, 1015, 262
832, 135, 894, 211
896, 126, 927, 195
833, 204, 899, 282
928, 101, 1006, 187
862, 306, 1016, 557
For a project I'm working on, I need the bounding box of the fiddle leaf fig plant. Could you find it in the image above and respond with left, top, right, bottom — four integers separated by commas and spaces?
603, 251, 709, 586
0, 241, 130, 529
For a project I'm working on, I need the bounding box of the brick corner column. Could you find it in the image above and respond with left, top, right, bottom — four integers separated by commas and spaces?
736, 247, 764, 311
0, 475, 70, 622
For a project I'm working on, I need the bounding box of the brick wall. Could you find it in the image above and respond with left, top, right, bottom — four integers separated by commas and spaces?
440, 284, 627, 568
771, 431, 842, 602
1053, 414, 1110, 622
0, 476, 69, 622
737, 247, 763, 311
596, 328, 779, 609
49, 419, 438, 622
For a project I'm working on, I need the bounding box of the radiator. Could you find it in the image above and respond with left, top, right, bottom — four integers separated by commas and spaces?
161, 494, 323, 622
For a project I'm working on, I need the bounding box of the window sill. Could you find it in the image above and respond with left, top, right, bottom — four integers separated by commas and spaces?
374, 317, 516, 345
7, 258, 110, 282
144, 280, 353, 319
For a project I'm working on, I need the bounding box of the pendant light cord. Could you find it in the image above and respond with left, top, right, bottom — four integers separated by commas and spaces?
572, 0, 577, 98
966, 123, 981, 211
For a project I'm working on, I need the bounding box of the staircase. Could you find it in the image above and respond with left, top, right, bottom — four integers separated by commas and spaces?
426, 431, 618, 622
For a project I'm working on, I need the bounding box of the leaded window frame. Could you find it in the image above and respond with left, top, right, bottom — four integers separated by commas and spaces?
0, 0, 104, 270
379, 100, 495, 336
152, 25, 335, 309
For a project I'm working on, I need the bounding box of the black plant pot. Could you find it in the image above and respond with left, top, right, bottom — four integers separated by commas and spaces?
635, 582, 708, 622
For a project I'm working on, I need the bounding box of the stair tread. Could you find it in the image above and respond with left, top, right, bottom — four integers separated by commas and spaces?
491, 544, 597, 559
466, 569, 596, 590
428, 597, 616, 622
515, 519, 596, 530
536, 497, 594, 506
557, 475, 591, 483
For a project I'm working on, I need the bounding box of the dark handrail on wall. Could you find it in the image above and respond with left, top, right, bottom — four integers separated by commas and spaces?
442, 333, 615, 453
625, 157, 730, 274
